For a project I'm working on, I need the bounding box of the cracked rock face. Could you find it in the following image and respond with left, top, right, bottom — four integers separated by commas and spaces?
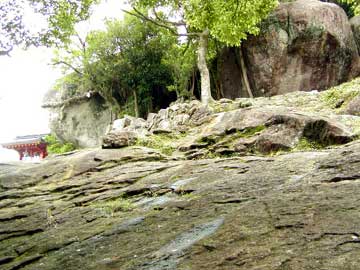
1, 140, 360, 270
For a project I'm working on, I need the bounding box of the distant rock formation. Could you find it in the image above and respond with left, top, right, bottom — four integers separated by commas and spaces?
43, 89, 113, 148
218, 0, 360, 98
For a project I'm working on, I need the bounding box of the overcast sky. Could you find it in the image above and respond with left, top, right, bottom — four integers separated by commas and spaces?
0, 0, 126, 144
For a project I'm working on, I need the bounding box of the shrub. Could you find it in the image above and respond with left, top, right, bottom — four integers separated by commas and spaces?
44, 134, 76, 154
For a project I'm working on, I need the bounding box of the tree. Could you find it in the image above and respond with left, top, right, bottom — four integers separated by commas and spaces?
125, 0, 278, 104
0, 0, 97, 54
53, 15, 176, 117
338, 0, 360, 15
1, 0, 278, 105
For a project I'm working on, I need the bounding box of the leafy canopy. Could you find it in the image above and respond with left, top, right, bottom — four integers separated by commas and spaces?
0, 0, 97, 51
54, 14, 180, 117
131, 0, 278, 45
339, 0, 360, 16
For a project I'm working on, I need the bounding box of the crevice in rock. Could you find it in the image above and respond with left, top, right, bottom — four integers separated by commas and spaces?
0, 228, 44, 242
308, 232, 360, 242
213, 197, 255, 204
323, 174, 360, 183
8, 254, 43, 270
0, 214, 28, 222
0, 256, 15, 265
274, 222, 306, 230
336, 239, 360, 248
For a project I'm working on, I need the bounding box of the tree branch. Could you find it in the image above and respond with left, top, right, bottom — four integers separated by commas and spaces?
122, 8, 177, 35
151, 7, 186, 26
75, 32, 86, 54
52, 61, 83, 75
122, 8, 200, 37
0, 46, 13, 57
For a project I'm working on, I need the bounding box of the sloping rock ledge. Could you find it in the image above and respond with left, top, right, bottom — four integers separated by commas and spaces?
1, 138, 360, 269
1, 79, 360, 270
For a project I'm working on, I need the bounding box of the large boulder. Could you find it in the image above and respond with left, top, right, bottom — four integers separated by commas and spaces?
219, 0, 360, 98
350, 15, 360, 54
43, 90, 113, 148
180, 106, 355, 157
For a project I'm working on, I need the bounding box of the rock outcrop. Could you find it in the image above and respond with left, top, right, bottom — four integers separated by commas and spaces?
1, 134, 360, 270
43, 90, 113, 148
219, 0, 360, 98
350, 15, 360, 53
101, 79, 360, 159
2, 78, 360, 270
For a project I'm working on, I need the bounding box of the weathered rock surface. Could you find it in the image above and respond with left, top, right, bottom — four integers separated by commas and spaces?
350, 15, 360, 53
101, 100, 213, 149
43, 90, 113, 148
102, 131, 138, 148
3, 78, 360, 270
1, 139, 360, 269
103, 80, 360, 158
219, 0, 360, 98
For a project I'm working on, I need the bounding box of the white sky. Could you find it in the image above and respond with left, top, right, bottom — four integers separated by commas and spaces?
0, 0, 126, 145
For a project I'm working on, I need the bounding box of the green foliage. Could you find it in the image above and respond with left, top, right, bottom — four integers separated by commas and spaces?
0, 0, 98, 51
187, 0, 279, 46
337, 0, 360, 17
163, 42, 197, 98
131, 0, 278, 103
132, 0, 278, 46
44, 134, 76, 154
54, 14, 180, 117
294, 138, 325, 151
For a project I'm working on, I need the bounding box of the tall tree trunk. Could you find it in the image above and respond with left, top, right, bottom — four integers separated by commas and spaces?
133, 89, 139, 118
190, 69, 196, 98
238, 45, 254, 98
197, 29, 214, 105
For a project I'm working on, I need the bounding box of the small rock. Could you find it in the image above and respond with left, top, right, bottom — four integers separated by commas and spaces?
101, 131, 137, 148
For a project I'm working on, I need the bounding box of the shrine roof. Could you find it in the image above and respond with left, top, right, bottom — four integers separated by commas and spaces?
1, 134, 49, 147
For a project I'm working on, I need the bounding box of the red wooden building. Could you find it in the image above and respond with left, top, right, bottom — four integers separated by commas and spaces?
1, 134, 48, 160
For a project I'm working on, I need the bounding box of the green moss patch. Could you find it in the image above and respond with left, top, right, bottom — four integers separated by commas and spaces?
320, 78, 360, 110
136, 133, 186, 156
293, 137, 325, 151
92, 198, 134, 217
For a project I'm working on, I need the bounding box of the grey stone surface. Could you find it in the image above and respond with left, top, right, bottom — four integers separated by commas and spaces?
1, 139, 360, 270
44, 90, 113, 148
